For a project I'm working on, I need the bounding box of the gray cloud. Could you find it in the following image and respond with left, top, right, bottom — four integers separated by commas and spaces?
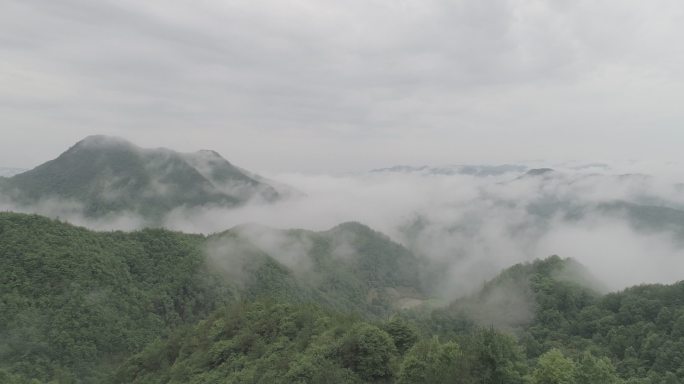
2, 0, 684, 172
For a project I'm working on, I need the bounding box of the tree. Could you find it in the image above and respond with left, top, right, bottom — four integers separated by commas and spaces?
397, 338, 461, 384
338, 324, 397, 382
383, 318, 419, 355
531, 349, 577, 384
465, 328, 527, 384
576, 352, 622, 384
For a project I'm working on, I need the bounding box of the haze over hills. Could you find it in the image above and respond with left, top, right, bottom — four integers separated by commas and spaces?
358, 164, 684, 292
0, 136, 286, 221
441, 255, 603, 331
3, 145, 679, 295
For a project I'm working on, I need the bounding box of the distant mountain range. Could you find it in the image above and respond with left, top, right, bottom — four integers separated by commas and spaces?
371, 164, 529, 176
0, 135, 290, 219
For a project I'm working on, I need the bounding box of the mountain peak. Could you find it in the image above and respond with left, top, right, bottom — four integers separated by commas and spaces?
73, 135, 136, 149
196, 149, 222, 157
328, 221, 375, 235
188, 149, 233, 166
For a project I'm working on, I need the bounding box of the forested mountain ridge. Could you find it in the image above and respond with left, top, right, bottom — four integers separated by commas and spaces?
2, 212, 684, 383
0, 212, 427, 383
0, 136, 282, 219
110, 256, 684, 384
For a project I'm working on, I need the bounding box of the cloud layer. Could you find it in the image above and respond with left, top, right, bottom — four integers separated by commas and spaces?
2, 0, 684, 171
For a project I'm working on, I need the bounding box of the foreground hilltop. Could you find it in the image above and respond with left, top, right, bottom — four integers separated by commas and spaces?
0, 212, 426, 382
0, 135, 283, 219
2, 212, 683, 383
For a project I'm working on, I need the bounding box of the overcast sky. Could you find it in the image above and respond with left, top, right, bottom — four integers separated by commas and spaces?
1, 0, 683, 172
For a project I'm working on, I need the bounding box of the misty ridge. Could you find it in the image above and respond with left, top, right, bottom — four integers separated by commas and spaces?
2, 136, 684, 297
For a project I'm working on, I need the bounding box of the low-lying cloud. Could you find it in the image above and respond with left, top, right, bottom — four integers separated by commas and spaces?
3, 162, 684, 296
163, 163, 684, 294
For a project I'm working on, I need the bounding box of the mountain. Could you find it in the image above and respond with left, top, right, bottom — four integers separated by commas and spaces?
0, 212, 426, 383
0, 135, 282, 219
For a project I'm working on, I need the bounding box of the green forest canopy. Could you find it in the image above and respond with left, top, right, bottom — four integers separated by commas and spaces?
1, 212, 683, 383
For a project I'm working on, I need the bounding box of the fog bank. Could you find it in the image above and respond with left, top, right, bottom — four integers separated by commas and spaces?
4, 162, 684, 294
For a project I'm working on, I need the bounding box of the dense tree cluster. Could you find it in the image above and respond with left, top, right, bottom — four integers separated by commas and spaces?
0, 213, 424, 382
113, 301, 531, 384
1, 213, 683, 383
422, 256, 684, 383
0, 213, 232, 382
